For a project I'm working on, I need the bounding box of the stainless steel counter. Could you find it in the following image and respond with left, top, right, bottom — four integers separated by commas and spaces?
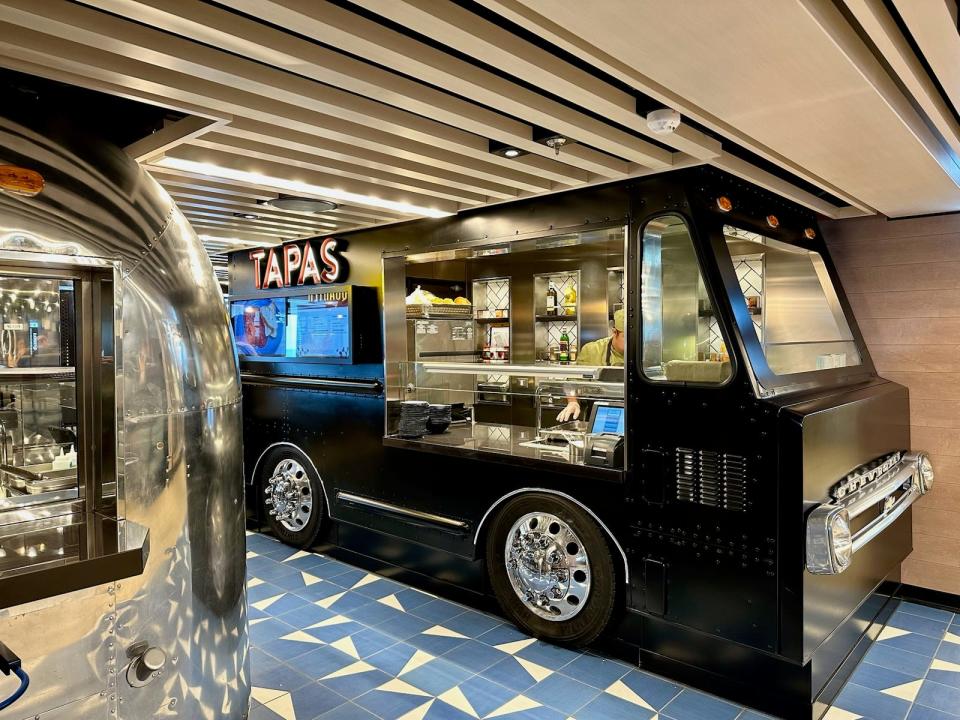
384, 422, 622, 481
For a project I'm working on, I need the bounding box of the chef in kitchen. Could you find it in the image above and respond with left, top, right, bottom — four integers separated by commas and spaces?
556, 308, 624, 422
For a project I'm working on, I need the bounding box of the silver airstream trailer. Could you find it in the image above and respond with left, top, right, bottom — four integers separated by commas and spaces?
0, 116, 249, 718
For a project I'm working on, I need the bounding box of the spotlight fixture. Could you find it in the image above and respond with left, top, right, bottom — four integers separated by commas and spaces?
534, 129, 576, 157
233, 212, 259, 220
262, 195, 339, 213
489, 140, 528, 159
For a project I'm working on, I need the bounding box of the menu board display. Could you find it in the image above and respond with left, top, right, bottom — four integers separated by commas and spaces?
287, 296, 350, 359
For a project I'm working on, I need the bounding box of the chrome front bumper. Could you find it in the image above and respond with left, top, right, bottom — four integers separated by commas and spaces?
805, 451, 934, 575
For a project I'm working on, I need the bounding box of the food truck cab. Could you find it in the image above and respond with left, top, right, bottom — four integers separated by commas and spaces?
231, 166, 933, 719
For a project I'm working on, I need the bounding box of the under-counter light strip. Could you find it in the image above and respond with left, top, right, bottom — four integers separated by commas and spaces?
154, 157, 454, 218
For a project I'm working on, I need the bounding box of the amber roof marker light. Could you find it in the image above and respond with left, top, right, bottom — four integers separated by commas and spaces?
766, 214, 780, 229
716, 196, 733, 212
0, 166, 44, 197
804, 228, 817, 239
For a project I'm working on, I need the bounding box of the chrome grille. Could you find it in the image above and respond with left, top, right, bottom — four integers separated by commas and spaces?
674, 448, 749, 512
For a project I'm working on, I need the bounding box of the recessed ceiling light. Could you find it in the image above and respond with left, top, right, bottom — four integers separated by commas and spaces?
262, 195, 339, 213
489, 140, 528, 159
233, 212, 260, 220
154, 157, 453, 218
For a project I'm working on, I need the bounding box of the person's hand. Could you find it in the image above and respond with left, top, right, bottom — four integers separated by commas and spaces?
556, 400, 581, 423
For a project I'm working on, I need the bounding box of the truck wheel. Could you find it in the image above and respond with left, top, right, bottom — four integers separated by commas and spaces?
258, 447, 325, 548
485, 493, 616, 647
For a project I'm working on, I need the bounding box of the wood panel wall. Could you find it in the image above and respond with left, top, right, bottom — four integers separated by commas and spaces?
824, 213, 960, 596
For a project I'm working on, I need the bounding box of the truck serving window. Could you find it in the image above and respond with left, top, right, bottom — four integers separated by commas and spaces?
719, 226, 860, 376
640, 215, 732, 384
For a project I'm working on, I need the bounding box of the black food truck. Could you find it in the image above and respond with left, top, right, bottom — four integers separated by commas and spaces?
228, 167, 934, 719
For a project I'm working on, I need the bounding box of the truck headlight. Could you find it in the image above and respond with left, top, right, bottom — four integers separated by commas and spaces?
830, 509, 853, 572
917, 452, 934, 494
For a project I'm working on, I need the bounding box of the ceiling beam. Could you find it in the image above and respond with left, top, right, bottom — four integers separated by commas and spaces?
477, 0, 873, 213
354, 0, 720, 161
166, 195, 365, 230
124, 114, 228, 163
211, 0, 670, 171
188, 133, 504, 204
157, 144, 462, 214
81, 0, 639, 179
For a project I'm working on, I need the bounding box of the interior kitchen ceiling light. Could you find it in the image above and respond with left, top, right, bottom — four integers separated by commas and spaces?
154, 157, 453, 218
646, 108, 682, 135
262, 195, 338, 213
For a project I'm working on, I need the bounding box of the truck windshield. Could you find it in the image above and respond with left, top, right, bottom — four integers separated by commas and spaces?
719, 226, 860, 376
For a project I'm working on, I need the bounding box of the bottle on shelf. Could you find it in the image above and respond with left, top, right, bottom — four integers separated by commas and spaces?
546, 282, 558, 316
563, 286, 577, 315
558, 330, 570, 364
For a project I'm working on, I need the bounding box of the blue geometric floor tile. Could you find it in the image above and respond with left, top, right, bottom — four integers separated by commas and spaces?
365, 642, 426, 677
928, 659, 960, 691
251, 660, 314, 694
514, 639, 581, 670
889, 611, 951, 640
275, 601, 336, 631
422, 700, 476, 720
317, 701, 380, 720
284, 680, 349, 719
249, 617, 299, 645
575, 692, 657, 720
280, 554, 331, 574
259, 592, 309, 617
616, 669, 683, 711
347, 598, 405, 628
406, 626, 470, 655
400, 656, 474, 695
476, 623, 531, 648
296, 645, 360, 680
442, 639, 509, 674
320, 665, 393, 700
249, 703, 286, 720
660, 688, 742, 720
409, 598, 468, 624
937, 642, 960, 665
248, 581, 287, 604
348, 627, 399, 659
908, 704, 960, 720
351, 576, 407, 599
524, 671, 600, 715
878, 631, 943, 658
558, 652, 630, 689
354, 680, 435, 719
441, 609, 503, 639
259, 630, 326, 663
899, 602, 955, 624
916, 680, 960, 717
303, 618, 365, 645
323, 567, 371, 589
456, 673, 527, 718
480, 655, 541, 693
864, 643, 935, 677
374, 611, 435, 642
392, 588, 436, 611
833, 682, 912, 720
849, 660, 920, 692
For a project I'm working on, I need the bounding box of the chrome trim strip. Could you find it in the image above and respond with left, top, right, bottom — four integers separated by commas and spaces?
336, 491, 469, 529
250, 442, 331, 513
240, 373, 382, 392
473, 488, 630, 584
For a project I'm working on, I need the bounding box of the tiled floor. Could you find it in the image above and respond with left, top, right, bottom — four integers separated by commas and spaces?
245, 531, 960, 720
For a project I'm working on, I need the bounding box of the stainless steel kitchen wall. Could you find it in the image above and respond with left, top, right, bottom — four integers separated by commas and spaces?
0, 117, 248, 718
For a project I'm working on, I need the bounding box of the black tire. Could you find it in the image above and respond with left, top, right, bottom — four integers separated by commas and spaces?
485, 492, 617, 647
257, 446, 325, 548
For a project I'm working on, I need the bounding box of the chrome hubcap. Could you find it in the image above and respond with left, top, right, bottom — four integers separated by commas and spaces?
264, 459, 312, 532
504, 512, 591, 621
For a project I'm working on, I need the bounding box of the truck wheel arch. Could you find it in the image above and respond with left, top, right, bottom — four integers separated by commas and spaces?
473, 487, 631, 585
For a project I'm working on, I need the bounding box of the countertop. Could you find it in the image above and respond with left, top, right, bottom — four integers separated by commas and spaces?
383, 422, 623, 481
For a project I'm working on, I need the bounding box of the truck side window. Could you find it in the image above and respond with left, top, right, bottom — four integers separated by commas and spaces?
640, 215, 732, 384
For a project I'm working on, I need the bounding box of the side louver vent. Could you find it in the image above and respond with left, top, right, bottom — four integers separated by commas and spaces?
675, 448, 748, 512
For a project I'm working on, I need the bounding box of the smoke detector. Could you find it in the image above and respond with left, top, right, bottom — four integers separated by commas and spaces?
646, 108, 682, 135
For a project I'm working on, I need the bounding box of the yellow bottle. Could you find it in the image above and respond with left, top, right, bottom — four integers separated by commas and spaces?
563, 287, 577, 314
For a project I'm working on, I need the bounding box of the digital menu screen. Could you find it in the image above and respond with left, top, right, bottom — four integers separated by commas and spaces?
231, 298, 286, 356
287, 296, 350, 359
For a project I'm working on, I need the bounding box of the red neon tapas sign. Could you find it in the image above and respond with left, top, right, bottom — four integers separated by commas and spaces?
249, 237, 343, 289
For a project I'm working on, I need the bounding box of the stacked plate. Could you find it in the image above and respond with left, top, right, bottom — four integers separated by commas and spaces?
427, 404, 452, 434
399, 401, 430, 438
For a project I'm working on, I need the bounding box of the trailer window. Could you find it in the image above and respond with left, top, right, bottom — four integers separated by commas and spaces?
720, 226, 860, 375
640, 215, 732, 384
